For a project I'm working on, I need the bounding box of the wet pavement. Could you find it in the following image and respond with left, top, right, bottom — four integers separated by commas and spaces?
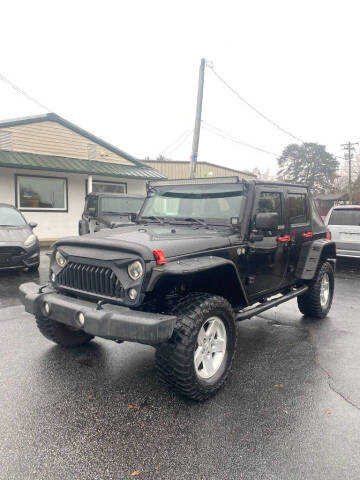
0, 251, 360, 479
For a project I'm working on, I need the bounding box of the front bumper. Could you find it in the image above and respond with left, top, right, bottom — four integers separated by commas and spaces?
0, 243, 40, 270
19, 282, 176, 345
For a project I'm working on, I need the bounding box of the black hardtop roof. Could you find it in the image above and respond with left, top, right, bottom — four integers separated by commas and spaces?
253, 180, 309, 189
148, 176, 309, 189
86, 192, 145, 199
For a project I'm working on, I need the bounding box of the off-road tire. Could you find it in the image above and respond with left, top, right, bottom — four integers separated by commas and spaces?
297, 261, 334, 319
36, 316, 94, 347
155, 293, 236, 401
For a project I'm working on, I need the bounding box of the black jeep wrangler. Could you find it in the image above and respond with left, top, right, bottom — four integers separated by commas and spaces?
78, 192, 145, 235
20, 178, 336, 401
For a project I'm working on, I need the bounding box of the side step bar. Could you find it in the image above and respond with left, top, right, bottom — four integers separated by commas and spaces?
235, 285, 308, 321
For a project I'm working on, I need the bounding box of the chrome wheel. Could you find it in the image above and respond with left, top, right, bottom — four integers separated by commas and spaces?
320, 273, 330, 308
194, 316, 227, 379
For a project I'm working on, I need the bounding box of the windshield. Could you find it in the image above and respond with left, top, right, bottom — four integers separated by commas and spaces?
0, 206, 26, 226
328, 208, 360, 226
100, 197, 144, 215
140, 184, 245, 224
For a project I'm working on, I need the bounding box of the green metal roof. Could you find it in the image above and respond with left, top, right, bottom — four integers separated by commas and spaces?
0, 150, 166, 180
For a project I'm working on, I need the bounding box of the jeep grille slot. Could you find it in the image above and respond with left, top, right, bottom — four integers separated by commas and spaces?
56, 262, 123, 299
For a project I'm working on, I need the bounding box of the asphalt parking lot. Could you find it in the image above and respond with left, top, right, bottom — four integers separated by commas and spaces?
0, 251, 360, 480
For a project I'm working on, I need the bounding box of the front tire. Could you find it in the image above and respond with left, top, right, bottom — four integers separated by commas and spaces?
36, 316, 94, 347
156, 293, 236, 401
297, 261, 334, 319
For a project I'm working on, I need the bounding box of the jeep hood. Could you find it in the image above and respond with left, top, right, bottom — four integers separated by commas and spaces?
97, 214, 132, 227
55, 224, 230, 260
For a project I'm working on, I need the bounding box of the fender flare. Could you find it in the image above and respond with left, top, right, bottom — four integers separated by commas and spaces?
296, 239, 336, 280
147, 255, 249, 306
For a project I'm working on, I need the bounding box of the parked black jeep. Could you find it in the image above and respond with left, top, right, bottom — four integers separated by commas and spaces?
20, 178, 336, 401
78, 192, 145, 235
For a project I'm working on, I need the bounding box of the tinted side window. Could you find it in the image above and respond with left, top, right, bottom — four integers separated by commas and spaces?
256, 192, 282, 222
86, 196, 98, 215
289, 193, 307, 224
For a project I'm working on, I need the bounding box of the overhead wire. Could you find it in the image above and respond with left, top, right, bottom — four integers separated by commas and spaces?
159, 128, 193, 156
202, 121, 279, 157
207, 63, 304, 144
0, 73, 52, 112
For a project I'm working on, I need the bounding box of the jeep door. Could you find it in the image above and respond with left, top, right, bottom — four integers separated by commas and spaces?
244, 187, 290, 298
284, 187, 312, 283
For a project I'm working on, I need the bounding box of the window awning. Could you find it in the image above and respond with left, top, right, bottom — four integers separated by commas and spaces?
0, 149, 166, 180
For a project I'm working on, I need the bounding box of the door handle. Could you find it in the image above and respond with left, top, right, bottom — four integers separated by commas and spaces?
277, 235, 291, 243
301, 231, 313, 238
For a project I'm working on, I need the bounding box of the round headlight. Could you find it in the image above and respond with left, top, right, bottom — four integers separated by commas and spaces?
127, 260, 143, 280
55, 250, 67, 267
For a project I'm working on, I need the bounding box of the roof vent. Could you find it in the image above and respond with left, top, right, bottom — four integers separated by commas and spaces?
87, 143, 97, 160
0, 131, 12, 150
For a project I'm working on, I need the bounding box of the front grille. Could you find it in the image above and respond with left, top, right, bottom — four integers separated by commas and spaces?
56, 262, 123, 299
0, 246, 26, 255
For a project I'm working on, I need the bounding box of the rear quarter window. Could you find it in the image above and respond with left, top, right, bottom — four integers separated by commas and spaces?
288, 193, 308, 224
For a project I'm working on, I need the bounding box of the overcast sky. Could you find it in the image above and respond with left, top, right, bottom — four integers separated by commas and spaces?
1, 0, 359, 174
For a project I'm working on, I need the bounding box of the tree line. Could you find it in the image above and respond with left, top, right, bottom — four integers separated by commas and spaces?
277, 143, 349, 196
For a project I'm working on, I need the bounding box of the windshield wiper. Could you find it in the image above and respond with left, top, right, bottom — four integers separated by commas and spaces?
101, 211, 125, 215
181, 217, 208, 227
140, 215, 165, 224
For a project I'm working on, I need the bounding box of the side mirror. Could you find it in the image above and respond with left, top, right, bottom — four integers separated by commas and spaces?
255, 212, 279, 231
28, 221, 38, 229
128, 213, 137, 222
87, 207, 96, 217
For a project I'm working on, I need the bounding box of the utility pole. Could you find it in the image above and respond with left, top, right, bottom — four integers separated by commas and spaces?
190, 58, 206, 178
341, 141, 358, 204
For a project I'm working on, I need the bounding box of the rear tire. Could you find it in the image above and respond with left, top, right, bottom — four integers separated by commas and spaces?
297, 261, 334, 319
155, 293, 236, 401
36, 316, 94, 347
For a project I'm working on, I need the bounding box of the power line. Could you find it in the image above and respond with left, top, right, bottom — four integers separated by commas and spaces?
166, 129, 193, 156
207, 63, 304, 144
202, 121, 279, 157
0, 73, 52, 112
159, 128, 193, 156
160, 128, 192, 154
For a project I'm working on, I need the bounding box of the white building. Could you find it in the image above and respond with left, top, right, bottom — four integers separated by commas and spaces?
0, 113, 164, 242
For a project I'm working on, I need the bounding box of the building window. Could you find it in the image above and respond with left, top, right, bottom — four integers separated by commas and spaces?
16, 175, 68, 211
0, 130, 12, 150
87, 180, 127, 194
88, 144, 97, 160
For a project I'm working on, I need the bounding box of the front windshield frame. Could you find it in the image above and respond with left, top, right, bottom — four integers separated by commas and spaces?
0, 206, 27, 227
99, 196, 144, 216
139, 183, 246, 226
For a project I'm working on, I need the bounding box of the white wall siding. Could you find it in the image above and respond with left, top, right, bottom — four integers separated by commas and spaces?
0, 168, 146, 241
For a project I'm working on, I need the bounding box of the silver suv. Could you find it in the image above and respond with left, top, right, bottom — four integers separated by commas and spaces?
325, 205, 360, 258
